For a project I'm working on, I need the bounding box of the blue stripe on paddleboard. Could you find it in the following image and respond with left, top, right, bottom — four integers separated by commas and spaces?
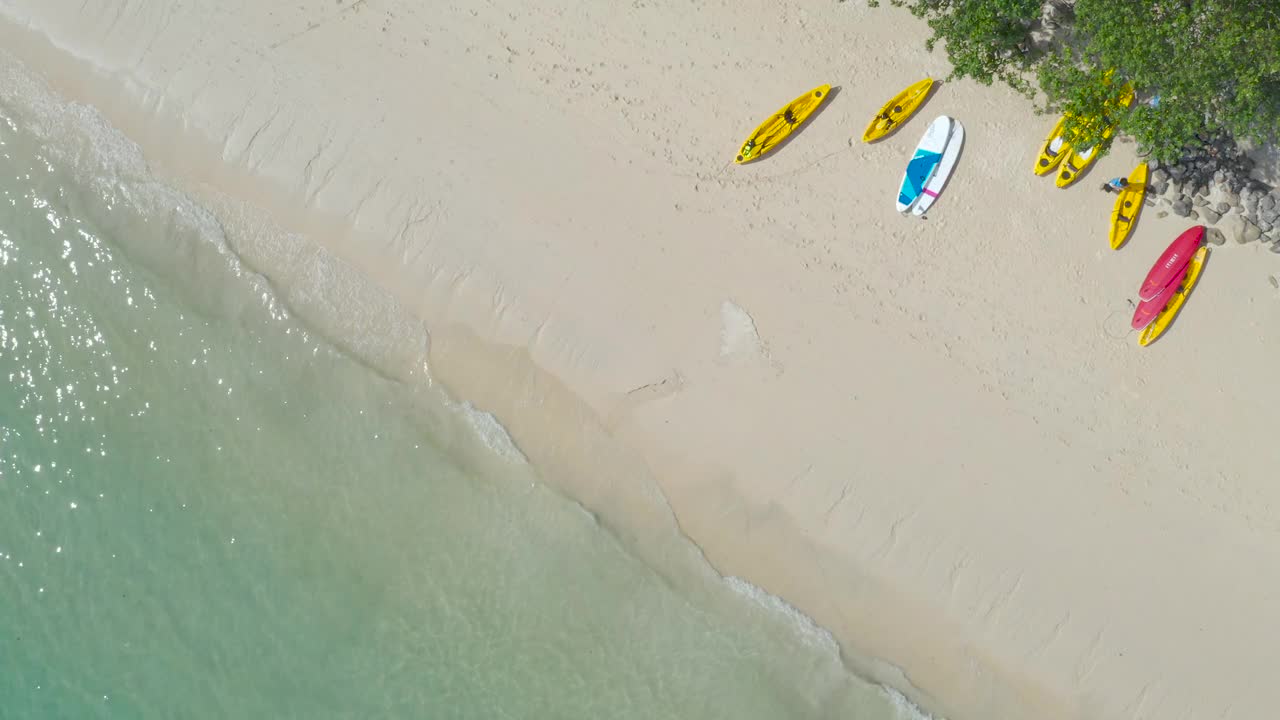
898, 150, 942, 206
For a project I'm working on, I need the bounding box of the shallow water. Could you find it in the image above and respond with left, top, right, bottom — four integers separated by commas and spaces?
0, 68, 926, 720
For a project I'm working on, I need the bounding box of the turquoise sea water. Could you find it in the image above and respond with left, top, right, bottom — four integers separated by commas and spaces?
0, 76, 923, 719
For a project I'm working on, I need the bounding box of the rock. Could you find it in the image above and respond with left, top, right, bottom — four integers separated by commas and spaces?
1195, 184, 1210, 198
1242, 189, 1259, 211
1172, 199, 1192, 217
1243, 222, 1263, 242
1191, 209, 1202, 221
1157, 210, 1169, 218
1216, 212, 1247, 244
1261, 194, 1278, 212
1216, 201, 1233, 214
1270, 276, 1279, 289
1202, 208, 1222, 224
1149, 158, 1161, 171
1152, 182, 1169, 197
1214, 170, 1225, 184
1193, 195, 1209, 207
1206, 227, 1227, 245
1262, 207, 1280, 224
1152, 168, 1168, 184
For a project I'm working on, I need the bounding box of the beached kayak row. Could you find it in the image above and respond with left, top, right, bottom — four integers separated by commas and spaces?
735, 78, 961, 217
734, 78, 1212, 346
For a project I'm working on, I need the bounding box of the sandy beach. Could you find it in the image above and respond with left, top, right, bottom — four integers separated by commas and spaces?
3, 1, 1280, 719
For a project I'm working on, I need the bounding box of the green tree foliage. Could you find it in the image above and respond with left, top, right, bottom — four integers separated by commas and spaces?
1036, 58, 1136, 155
869, 0, 1043, 93
873, 0, 1280, 162
1065, 0, 1280, 161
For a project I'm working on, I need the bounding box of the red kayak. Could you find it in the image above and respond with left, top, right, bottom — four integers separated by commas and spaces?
1138, 226, 1204, 302
1131, 262, 1190, 329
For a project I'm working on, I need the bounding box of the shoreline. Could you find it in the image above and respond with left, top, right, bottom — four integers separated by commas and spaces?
4, 3, 1280, 720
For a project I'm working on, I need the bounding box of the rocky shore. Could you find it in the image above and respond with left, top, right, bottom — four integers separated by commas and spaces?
1144, 138, 1280, 251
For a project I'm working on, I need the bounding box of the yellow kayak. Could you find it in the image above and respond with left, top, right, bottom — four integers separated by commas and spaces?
861, 78, 934, 143
1109, 163, 1148, 250
735, 84, 831, 164
1056, 84, 1136, 188
1139, 246, 1209, 346
1033, 115, 1072, 176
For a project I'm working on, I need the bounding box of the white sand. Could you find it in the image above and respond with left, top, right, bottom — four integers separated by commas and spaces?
3, 2, 1279, 719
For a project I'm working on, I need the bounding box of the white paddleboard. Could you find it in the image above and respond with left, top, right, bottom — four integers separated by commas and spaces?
912, 120, 964, 216
896, 116, 953, 212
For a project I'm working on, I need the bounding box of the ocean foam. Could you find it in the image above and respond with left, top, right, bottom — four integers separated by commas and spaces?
883, 686, 940, 720
451, 400, 528, 465
725, 574, 946, 720
724, 575, 841, 656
